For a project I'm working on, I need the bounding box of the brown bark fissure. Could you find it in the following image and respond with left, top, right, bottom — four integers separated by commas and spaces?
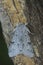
25, 0, 43, 65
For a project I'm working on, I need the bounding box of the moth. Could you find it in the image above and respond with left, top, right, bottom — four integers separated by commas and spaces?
8, 23, 34, 58
0, 1, 35, 65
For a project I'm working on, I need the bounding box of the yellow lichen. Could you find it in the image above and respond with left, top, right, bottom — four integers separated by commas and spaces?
3, 0, 27, 27
12, 55, 35, 65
